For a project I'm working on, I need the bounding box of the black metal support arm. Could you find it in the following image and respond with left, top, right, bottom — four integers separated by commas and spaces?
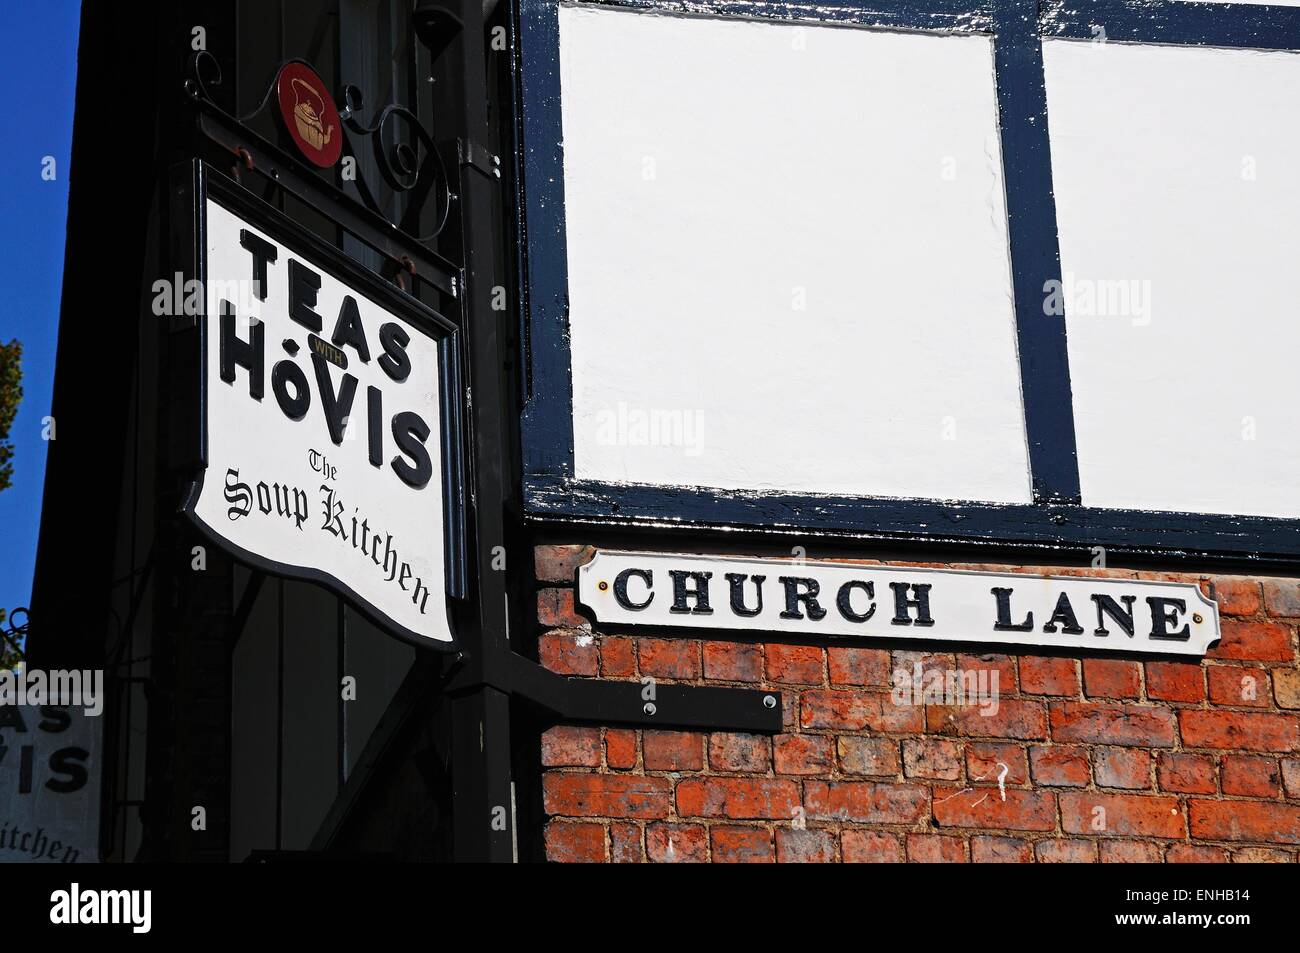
436, 0, 781, 859
504, 653, 783, 732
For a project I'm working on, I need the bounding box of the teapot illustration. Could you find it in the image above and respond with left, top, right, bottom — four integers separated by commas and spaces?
290, 76, 333, 151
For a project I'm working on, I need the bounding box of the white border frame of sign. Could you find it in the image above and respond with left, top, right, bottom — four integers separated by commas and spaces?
166, 159, 468, 651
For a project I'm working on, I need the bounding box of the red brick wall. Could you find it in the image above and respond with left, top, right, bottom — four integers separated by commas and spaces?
534, 545, 1300, 863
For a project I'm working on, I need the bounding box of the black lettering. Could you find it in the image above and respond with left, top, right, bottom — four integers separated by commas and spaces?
288, 259, 323, 332
613, 568, 654, 610
381, 534, 398, 581
779, 577, 827, 621
311, 352, 359, 445
38, 706, 71, 733
46, 747, 89, 794
319, 486, 346, 538
219, 299, 264, 399
272, 358, 311, 420
224, 468, 253, 519
239, 229, 277, 300
331, 295, 371, 362
889, 582, 934, 626
274, 483, 295, 520
725, 573, 765, 617
836, 580, 876, 623
669, 570, 713, 614
1042, 592, 1085, 635
1092, 593, 1137, 637
378, 322, 412, 382
412, 576, 431, 615
992, 587, 1033, 631
391, 411, 433, 489
366, 385, 383, 467
1147, 597, 1191, 641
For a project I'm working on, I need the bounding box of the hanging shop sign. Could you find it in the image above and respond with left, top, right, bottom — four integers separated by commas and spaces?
176, 165, 463, 647
579, 552, 1221, 657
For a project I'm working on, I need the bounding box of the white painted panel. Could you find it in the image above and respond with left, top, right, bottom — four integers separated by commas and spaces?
1044, 39, 1300, 518
558, 6, 1031, 503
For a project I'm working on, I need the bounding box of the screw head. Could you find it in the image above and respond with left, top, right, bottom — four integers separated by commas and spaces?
763, 694, 777, 709
598, 580, 609, 592
643, 702, 657, 716
1193, 613, 1204, 624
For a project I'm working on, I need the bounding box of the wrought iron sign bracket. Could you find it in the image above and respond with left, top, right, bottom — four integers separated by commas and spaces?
444, 649, 784, 734
182, 51, 461, 300
459, 139, 501, 181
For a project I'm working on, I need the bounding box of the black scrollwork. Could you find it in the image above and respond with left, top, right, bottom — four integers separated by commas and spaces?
184, 51, 451, 242
1, 606, 27, 667
340, 84, 452, 242
183, 49, 226, 107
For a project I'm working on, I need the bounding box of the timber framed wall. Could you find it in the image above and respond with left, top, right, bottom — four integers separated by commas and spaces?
26, 0, 1300, 865
508, 0, 1300, 862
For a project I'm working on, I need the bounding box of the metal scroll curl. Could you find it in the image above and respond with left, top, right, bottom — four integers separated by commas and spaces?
184, 49, 232, 113
1, 606, 27, 666
183, 51, 451, 243
339, 84, 453, 243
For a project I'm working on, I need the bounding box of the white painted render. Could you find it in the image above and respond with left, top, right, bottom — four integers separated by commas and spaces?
1045, 38, 1300, 518
558, 6, 1032, 503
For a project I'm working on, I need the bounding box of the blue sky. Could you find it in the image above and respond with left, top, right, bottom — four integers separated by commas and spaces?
0, 3, 81, 626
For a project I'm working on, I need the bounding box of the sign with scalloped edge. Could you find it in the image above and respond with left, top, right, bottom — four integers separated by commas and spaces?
579, 551, 1220, 657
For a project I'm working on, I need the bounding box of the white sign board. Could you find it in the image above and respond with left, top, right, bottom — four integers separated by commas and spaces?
185, 195, 456, 645
0, 704, 101, 863
579, 552, 1220, 657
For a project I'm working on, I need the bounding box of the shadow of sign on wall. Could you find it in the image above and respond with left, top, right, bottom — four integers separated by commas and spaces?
0, 699, 101, 863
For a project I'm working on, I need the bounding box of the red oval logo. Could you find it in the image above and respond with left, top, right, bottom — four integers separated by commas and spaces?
276, 62, 342, 168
